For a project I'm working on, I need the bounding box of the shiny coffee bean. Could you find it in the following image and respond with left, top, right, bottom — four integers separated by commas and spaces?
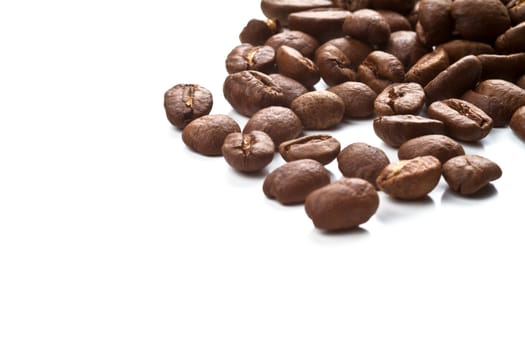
182, 115, 241, 156
225, 44, 276, 74
239, 18, 282, 46
263, 159, 330, 205
288, 8, 350, 42
222, 131, 275, 172
275, 45, 320, 88
261, 0, 333, 25
164, 84, 213, 129
244, 106, 303, 147
342, 9, 391, 46
517, 74, 525, 90
319, 37, 373, 69
337, 142, 390, 188
508, 0, 525, 24
333, 0, 370, 11
279, 134, 341, 165
291, 90, 345, 129
398, 134, 465, 164
405, 48, 450, 87
328, 81, 377, 119
478, 53, 525, 81
427, 99, 493, 142
377, 10, 411, 32
437, 40, 494, 63
376, 155, 442, 200
374, 82, 425, 116
314, 44, 356, 86
268, 73, 309, 107
442, 155, 502, 195
510, 106, 525, 140
461, 90, 512, 128
371, 0, 416, 15
357, 51, 405, 94
474, 79, 525, 126
385, 30, 430, 70
373, 115, 445, 147
265, 30, 320, 58
495, 22, 525, 54
416, 0, 453, 46
305, 178, 379, 231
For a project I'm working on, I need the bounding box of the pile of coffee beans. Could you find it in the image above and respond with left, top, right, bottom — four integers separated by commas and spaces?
165, 0, 525, 232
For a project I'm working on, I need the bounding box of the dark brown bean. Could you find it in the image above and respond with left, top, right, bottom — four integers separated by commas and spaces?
377, 10, 411, 32
427, 99, 493, 142
222, 131, 275, 172
223, 70, 286, 117
275, 45, 320, 88
374, 82, 425, 116
460, 90, 513, 128
437, 40, 494, 63
337, 142, 390, 188
405, 48, 450, 87
370, 0, 416, 15
305, 178, 379, 231
398, 134, 465, 164
442, 155, 502, 195
265, 30, 320, 58
263, 159, 330, 205
291, 90, 345, 129
508, 0, 525, 24
333, 0, 370, 11
314, 44, 356, 86
451, 0, 511, 42
376, 155, 442, 200
342, 9, 391, 46
328, 81, 377, 119
239, 18, 282, 46
357, 51, 405, 94
510, 106, 525, 139
279, 134, 341, 165
474, 79, 525, 126
424, 55, 481, 104
517, 74, 525, 89
416, 0, 453, 46
182, 115, 241, 156
478, 53, 525, 82
244, 106, 303, 147
385, 30, 430, 70
269, 73, 309, 107
373, 115, 445, 148
164, 84, 213, 129
495, 22, 525, 54
225, 44, 276, 74
319, 37, 373, 69
288, 8, 350, 42
261, 0, 333, 25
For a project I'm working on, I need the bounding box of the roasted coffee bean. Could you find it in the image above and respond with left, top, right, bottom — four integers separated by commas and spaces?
279, 134, 341, 165
337, 142, 390, 188
333, 0, 370, 11
261, 0, 333, 25
182, 114, 241, 156
342, 9, 391, 46
377, 10, 411, 32
373, 115, 445, 147
374, 82, 425, 116
424, 55, 481, 103
225, 44, 276, 74
442, 155, 502, 195
288, 8, 350, 42
508, 0, 525, 24
451, 0, 511, 42
291, 90, 345, 129
268, 73, 309, 106
275, 45, 320, 88
478, 53, 525, 81
265, 30, 320, 58
461, 90, 513, 127
239, 18, 282, 46
223, 70, 285, 117
263, 159, 330, 205
416, 0, 453, 47
328, 81, 377, 119
314, 44, 356, 86
510, 106, 525, 139
407, 1, 420, 29
370, 0, 416, 15
376, 155, 442, 200
405, 48, 450, 87
427, 99, 493, 142
304, 178, 379, 231
164, 84, 213, 129
517, 74, 525, 89
319, 37, 373, 69
495, 22, 525, 54
222, 131, 275, 172
437, 40, 494, 63
385, 31, 430, 70
357, 51, 405, 94
244, 106, 303, 147
398, 134, 465, 164
474, 79, 525, 126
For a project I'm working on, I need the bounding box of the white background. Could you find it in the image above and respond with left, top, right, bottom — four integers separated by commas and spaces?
1, 1, 525, 349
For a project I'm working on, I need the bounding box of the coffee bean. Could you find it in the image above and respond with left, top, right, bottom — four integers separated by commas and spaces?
182, 114, 241, 156
451, 0, 511, 42
333, 0, 370, 11
327, 81, 377, 119
223, 70, 286, 117
424, 55, 481, 104
508, 0, 525, 24
407, 2, 420, 29
427, 99, 493, 142
385, 30, 430, 70
265, 30, 320, 58
268, 73, 309, 106
460, 90, 512, 128
370, 0, 416, 15
374, 82, 425, 116
304, 178, 379, 231
357, 51, 405, 94
288, 8, 350, 42
319, 37, 373, 69
239, 18, 282, 46
244, 106, 303, 147
405, 48, 450, 87
416, 0, 453, 46
314, 44, 356, 86
442, 155, 502, 195
510, 106, 525, 140
337, 142, 390, 188
221, 131, 275, 172
279, 134, 341, 165
342, 9, 391, 46
517, 74, 525, 90
164, 84, 213, 129
225, 44, 276, 74
376, 155, 442, 200
437, 40, 494, 63
373, 115, 445, 147
495, 22, 525, 54
263, 159, 330, 205
261, 0, 333, 25
478, 53, 525, 81
474, 79, 525, 126
377, 10, 411, 32
291, 90, 345, 129
275, 45, 320, 88
398, 134, 465, 164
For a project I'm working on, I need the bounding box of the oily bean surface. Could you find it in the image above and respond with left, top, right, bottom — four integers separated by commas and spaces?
405, 48, 450, 87
473, 79, 525, 126
279, 134, 341, 165
337, 142, 390, 188
275, 45, 320, 88
239, 18, 282, 46
291, 90, 344, 130
268, 73, 309, 107
182, 114, 241, 156
398, 134, 465, 164
510, 106, 525, 139
373, 115, 445, 148
460, 90, 513, 128
342, 9, 391, 46
288, 8, 350, 42
225, 44, 276, 74
385, 30, 430, 70
265, 30, 320, 58
442, 155, 502, 195
357, 51, 405, 94
374, 83, 425, 116
244, 106, 303, 147
164, 84, 213, 129
478, 53, 525, 81
261, 0, 333, 25
328, 81, 376, 119
416, 0, 453, 46
377, 10, 411, 32
314, 44, 355, 86
495, 22, 525, 54
222, 131, 275, 172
